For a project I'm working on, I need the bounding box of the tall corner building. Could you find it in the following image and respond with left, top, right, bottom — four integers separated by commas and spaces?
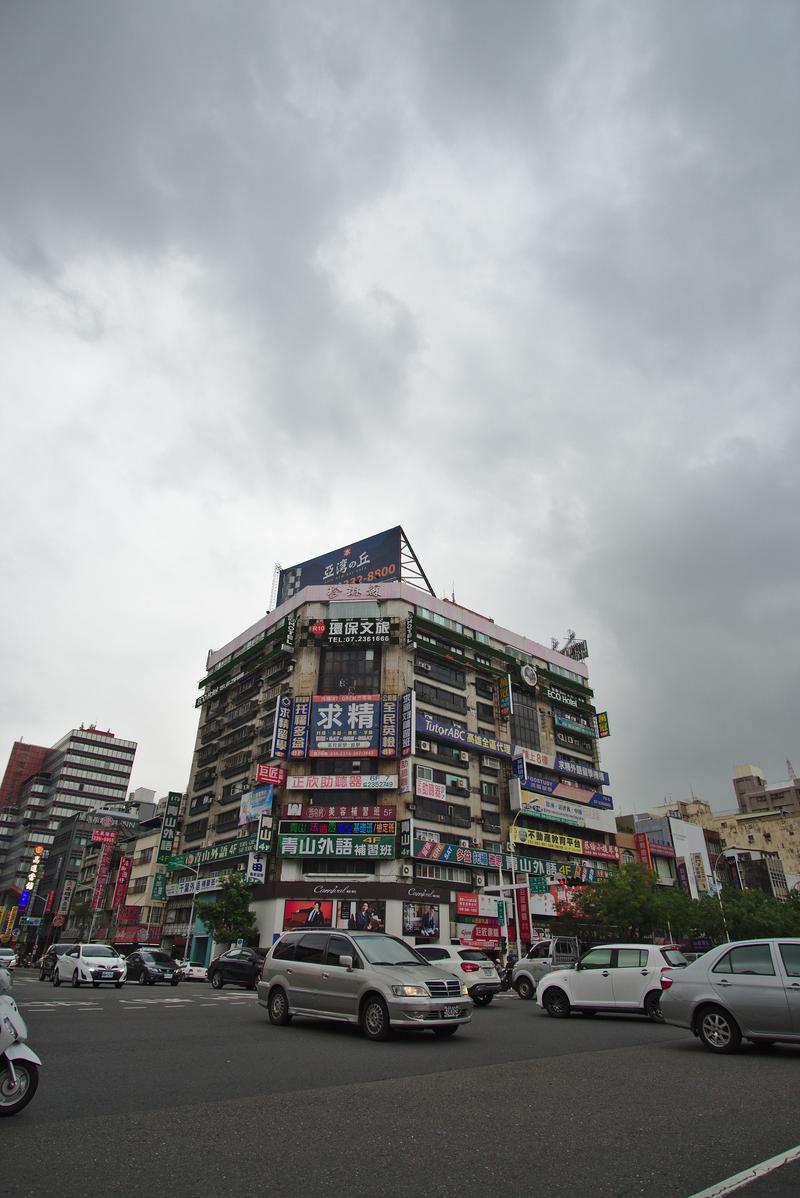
164, 527, 615, 962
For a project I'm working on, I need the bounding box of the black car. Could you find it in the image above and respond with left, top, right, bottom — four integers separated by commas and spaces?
207, 947, 265, 990
38, 943, 78, 981
125, 950, 182, 986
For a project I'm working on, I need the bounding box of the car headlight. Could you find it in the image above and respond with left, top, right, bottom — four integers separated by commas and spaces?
391, 985, 429, 998
461, 984, 469, 996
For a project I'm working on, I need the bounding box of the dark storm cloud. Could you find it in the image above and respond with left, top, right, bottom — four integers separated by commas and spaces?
0, 1, 797, 810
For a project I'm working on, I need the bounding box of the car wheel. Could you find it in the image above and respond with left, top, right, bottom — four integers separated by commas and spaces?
644, 991, 664, 1022
72, 971, 81, 988
0, 1059, 39, 1117
139, 972, 148, 986
210, 971, 224, 990
543, 988, 571, 1018
516, 976, 535, 1001
268, 986, 292, 1026
92, 982, 99, 989
361, 995, 391, 1041
697, 1006, 742, 1054
39, 968, 47, 982
432, 1025, 459, 1038
472, 994, 493, 1007
115, 981, 124, 989
52, 970, 61, 987
170, 978, 180, 987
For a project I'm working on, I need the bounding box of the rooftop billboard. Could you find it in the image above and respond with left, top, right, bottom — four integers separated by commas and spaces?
276, 527, 402, 605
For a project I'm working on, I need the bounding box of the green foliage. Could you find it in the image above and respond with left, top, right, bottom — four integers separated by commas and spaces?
199, 873, 257, 946
553, 864, 800, 945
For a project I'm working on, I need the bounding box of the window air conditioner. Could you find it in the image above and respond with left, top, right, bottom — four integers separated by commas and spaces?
401, 863, 413, 877
418, 661, 432, 672
419, 739, 431, 752
506, 842, 515, 853
481, 756, 499, 770
475, 874, 486, 887
459, 751, 469, 763
459, 838, 470, 848
454, 778, 469, 792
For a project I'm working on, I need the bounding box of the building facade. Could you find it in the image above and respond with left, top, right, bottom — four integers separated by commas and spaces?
163, 529, 616, 962
733, 764, 800, 816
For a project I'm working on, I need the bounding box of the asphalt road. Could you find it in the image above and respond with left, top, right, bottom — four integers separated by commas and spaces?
3, 969, 800, 1198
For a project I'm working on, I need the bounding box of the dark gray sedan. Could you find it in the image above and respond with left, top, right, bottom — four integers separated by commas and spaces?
660, 938, 800, 1052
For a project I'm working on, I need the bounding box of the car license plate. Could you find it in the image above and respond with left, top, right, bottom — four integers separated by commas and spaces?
482, 968, 494, 976
164, 973, 173, 979
102, 971, 113, 978
443, 1005, 458, 1019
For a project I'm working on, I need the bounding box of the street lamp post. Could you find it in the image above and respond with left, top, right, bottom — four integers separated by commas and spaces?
711, 851, 733, 942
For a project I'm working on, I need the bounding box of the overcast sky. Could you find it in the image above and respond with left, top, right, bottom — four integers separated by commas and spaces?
1, 1, 797, 815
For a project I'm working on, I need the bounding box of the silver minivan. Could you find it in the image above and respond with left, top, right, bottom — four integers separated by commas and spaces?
258, 930, 472, 1040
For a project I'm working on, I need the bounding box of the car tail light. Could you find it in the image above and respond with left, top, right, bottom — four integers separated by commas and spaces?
461, 963, 480, 973
660, 972, 673, 990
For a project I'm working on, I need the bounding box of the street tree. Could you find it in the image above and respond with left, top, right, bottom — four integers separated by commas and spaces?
200, 872, 257, 947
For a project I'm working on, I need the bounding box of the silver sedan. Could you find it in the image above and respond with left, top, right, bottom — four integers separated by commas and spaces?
660, 938, 800, 1053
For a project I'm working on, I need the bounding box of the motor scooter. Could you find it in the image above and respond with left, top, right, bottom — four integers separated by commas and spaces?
0, 965, 42, 1115
498, 951, 518, 992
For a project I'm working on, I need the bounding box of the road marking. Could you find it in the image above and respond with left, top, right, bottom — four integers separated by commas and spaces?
688, 1143, 800, 1198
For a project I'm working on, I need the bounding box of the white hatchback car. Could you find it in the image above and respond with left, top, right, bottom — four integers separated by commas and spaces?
415, 946, 501, 1006
536, 943, 688, 1021
53, 943, 127, 988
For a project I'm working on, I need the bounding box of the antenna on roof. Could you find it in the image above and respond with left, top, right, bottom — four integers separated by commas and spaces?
269, 564, 281, 611
788, 760, 797, 781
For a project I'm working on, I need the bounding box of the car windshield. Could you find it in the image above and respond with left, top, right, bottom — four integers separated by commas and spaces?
54, 944, 77, 955
82, 946, 117, 958
350, 934, 426, 966
458, 951, 490, 962
661, 949, 689, 967
145, 953, 174, 965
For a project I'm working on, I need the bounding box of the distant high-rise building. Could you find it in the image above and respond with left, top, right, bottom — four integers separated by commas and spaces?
0, 741, 49, 809
733, 764, 800, 815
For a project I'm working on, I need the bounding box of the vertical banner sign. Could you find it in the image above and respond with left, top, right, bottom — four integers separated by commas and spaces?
156, 792, 183, 865
516, 885, 532, 943
151, 872, 167, 902
289, 696, 311, 759
596, 712, 610, 738
400, 690, 416, 757
498, 674, 513, 721
271, 694, 293, 760
380, 695, 399, 758
398, 757, 411, 794
44, 889, 56, 914
111, 857, 133, 910
634, 833, 653, 870
91, 843, 115, 911
405, 612, 416, 648
57, 878, 75, 916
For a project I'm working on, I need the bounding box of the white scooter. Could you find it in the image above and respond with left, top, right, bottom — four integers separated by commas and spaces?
0, 965, 42, 1115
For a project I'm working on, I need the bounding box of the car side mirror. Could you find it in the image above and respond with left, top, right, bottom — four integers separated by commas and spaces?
341, 955, 354, 972
575, 962, 583, 971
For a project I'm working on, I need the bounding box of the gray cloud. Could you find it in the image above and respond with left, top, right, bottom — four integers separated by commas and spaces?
1, 0, 797, 810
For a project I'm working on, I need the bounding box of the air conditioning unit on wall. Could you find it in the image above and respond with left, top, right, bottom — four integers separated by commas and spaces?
474, 874, 486, 887
401, 863, 413, 877
454, 778, 469, 791
459, 838, 470, 848
459, 751, 469, 763
419, 739, 431, 752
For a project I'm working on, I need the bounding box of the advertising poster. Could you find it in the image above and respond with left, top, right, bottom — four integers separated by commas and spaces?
276, 527, 402, 604
309, 695, 381, 757
282, 899, 334, 931
289, 696, 311, 759
400, 690, 416, 756
239, 784, 275, 826
271, 695, 293, 759
380, 695, 399, 758
156, 792, 183, 865
403, 903, 439, 939
336, 900, 386, 932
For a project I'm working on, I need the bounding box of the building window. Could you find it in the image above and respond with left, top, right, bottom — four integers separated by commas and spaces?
318, 647, 381, 695
302, 859, 376, 875
415, 656, 466, 689
480, 781, 498, 800
183, 818, 208, 842
510, 688, 541, 751
415, 682, 467, 715
476, 702, 495, 724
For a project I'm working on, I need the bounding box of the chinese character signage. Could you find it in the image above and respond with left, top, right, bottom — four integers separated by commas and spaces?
277, 527, 402, 604
416, 709, 512, 757
256, 763, 286, 786
555, 755, 609, 786
289, 696, 311, 759
415, 777, 446, 802
554, 712, 596, 739
151, 872, 167, 901
309, 695, 381, 757
271, 695, 293, 759
278, 834, 396, 859
596, 711, 610, 738
635, 833, 653, 869
239, 784, 275, 825
91, 829, 118, 844
57, 878, 75, 916
111, 857, 132, 910
279, 820, 397, 836
498, 674, 513, 721
581, 839, 620, 861
400, 690, 416, 757
156, 792, 183, 865
380, 695, 398, 757
285, 774, 398, 791
416, 840, 504, 869
179, 832, 270, 868
91, 843, 115, 910
307, 617, 397, 646
285, 804, 396, 820
512, 826, 583, 856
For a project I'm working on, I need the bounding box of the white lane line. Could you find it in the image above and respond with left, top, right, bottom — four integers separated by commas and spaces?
688, 1142, 800, 1198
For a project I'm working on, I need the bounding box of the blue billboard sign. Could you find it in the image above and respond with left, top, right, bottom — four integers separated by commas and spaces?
277, 527, 402, 605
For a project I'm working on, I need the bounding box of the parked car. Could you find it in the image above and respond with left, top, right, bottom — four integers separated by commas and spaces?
0, 950, 17, 972
38, 943, 77, 981
53, 944, 126, 988
258, 930, 472, 1040
125, 950, 181, 986
660, 938, 800, 1053
537, 943, 688, 1020
176, 959, 208, 982
512, 937, 581, 999
208, 947, 266, 990
416, 945, 501, 1005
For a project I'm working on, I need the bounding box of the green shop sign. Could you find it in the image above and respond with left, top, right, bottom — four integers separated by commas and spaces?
278, 833, 395, 860
173, 833, 271, 869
